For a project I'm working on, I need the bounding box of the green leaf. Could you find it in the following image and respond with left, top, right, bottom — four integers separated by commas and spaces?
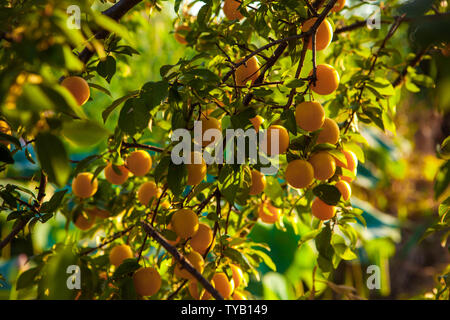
0, 132, 21, 149
92, 14, 134, 46
16, 267, 41, 290
438, 136, 450, 160
281, 109, 297, 135
435, 161, 450, 199
167, 161, 187, 198
118, 98, 151, 136
223, 247, 252, 270
88, 83, 112, 96
285, 79, 305, 88
0, 144, 14, 164
331, 234, 357, 261
97, 56, 116, 83
141, 81, 170, 108
62, 119, 111, 147
102, 90, 140, 123
313, 184, 341, 206
112, 259, 141, 279
40, 190, 67, 214
250, 249, 276, 271
315, 226, 334, 272
35, 133, 70, 187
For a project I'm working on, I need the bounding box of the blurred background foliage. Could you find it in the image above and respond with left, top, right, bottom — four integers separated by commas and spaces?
0, 0, 449, 300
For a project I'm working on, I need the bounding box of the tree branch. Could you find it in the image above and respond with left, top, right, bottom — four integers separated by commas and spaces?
242, 0, 338, 106
392, 47, 429, 88
140, 222, 224, 300
78, 0, 143, 64
122, 142, 164, 153
343, 14, 406, 134
0, 171, 47, 252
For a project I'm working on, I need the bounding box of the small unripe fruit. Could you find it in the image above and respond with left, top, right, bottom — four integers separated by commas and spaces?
72, 172, 98, 199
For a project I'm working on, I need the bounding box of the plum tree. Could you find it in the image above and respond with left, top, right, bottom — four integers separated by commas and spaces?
2, 0, 448, 303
